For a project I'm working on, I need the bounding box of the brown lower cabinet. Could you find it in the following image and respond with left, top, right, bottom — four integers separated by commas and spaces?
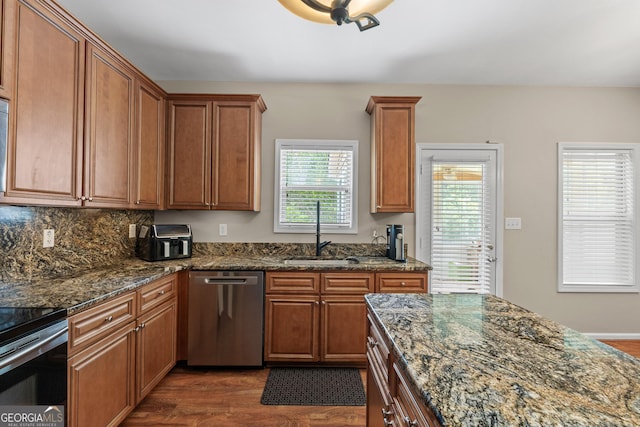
367, 311, 442, 427
264, 270, 428, 365
67, 274, 177, 427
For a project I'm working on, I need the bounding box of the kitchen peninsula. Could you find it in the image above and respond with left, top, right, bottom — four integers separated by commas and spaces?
365, 293, 640, 426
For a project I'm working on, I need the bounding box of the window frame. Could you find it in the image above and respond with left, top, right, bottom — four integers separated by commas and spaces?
273, 139, 358, 234
557, 142, 640, 293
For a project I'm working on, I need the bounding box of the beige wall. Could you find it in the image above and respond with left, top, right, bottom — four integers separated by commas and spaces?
156, 81, 640, 335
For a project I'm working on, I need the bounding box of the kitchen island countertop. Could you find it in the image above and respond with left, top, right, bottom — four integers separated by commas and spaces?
365, 292, 640, 426
0, 254, 429, 314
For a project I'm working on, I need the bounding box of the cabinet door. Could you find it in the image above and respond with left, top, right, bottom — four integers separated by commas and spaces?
136, 300, 176, 403
133, 78, 165, 209
68, 321, 136, 427
264, 294, 319, 362
211, 100, 260, 211
367, 96, 421, 213
321, 295, 368, 363
166, 99, 211, 209
2, 0, 84, 206
84, 42, 134, 207
0, 0, 15, 99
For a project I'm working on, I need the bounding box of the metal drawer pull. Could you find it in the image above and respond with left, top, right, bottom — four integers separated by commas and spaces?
105, 315, 113, 322
382, 408, 393, 416
368, 336, 378, 347
158, 290, 165, 295
400, 282, 406, 286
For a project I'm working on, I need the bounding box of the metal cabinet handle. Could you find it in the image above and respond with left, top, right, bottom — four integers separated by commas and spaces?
400, 282, 406, 286
158, 290, 165, 295
404, 416, 418, 426
382, 408, 394, 416
134, 326, 140, 332
105, 315, 113, 322
368, 336, 378, 347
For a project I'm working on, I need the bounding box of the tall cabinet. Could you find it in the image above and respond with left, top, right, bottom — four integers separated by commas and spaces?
166, 94, 266, 211
366, 96, 422, 213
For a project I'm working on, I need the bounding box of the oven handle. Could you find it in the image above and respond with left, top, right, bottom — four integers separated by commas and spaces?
0, 325, 68, 372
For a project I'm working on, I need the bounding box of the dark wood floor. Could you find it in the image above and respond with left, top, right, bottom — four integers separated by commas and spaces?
121, 366, 367, 427
121, 341, 640, 427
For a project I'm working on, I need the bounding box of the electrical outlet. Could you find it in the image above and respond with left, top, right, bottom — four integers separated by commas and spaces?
129, 224, 136, 238
43, 229, 55, 248
505, 218, 522, 230
219, 224, 228, 236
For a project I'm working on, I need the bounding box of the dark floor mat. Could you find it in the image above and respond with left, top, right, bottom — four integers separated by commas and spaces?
260, 367, 366, 406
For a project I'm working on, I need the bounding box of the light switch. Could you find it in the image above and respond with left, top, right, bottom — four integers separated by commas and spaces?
505, 218, 522, 230
219, 224, 228, 236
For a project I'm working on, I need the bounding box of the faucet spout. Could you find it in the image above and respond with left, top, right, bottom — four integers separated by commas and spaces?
316, 201, 331, 256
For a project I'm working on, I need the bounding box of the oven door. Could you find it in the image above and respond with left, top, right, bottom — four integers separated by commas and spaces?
0, 319, 68, 406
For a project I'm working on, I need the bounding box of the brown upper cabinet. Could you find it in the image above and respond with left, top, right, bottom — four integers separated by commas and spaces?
1, 0, 86, 206
366, 96, 422, 213
133, 78, 165, 209
0, 0, 167, 208
166, 94, 266, 211
84, 41, 135, 208
0, 0, 15, 99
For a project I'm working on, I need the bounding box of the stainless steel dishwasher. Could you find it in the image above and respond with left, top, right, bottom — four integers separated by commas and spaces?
187, 271, 264, 366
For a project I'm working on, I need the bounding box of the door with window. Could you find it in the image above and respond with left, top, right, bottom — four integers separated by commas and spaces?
417, 145, 503, 295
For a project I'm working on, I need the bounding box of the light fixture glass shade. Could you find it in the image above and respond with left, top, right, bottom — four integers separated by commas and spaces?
278, 0, 393, 24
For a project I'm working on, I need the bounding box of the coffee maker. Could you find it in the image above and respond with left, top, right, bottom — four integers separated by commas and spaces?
386, 224, 406, 262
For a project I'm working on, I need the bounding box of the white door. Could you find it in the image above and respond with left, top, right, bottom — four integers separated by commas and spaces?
416, 144, 503, 296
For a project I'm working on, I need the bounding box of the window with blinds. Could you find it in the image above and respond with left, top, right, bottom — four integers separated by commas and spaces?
430, 161, 495, 294
558, 144, 639, 292
274, 139, 358, 234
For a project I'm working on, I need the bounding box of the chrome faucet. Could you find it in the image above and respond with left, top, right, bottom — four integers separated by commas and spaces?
316, 201, 331, 256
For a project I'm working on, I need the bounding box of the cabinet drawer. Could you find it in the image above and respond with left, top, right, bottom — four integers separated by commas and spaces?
68, 292, 136, 354
376, 272, 428, 293
367, 314, 390, 377
266, 272, 319, 294
138, 275, 176, 314
321, 272, 374, 294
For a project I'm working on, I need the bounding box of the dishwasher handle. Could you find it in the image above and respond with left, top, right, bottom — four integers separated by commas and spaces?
202, 276, 259, 286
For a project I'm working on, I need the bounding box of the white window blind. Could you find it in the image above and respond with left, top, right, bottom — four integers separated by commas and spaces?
559, 144, 639, 292
430, 161, 495, 294
274, 140, 357, 234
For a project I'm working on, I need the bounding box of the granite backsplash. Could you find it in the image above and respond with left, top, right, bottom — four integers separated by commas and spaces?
0, 206, 152, 281
0, 205, 392, 282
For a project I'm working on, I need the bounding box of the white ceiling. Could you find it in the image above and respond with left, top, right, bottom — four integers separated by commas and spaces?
55, 0, 640, 86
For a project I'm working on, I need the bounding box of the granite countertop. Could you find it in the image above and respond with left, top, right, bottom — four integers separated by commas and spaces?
0, 253, 430, 315
365, 293, 640, 426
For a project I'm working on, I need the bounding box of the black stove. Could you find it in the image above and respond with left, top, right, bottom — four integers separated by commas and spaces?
0, 307, 67, 344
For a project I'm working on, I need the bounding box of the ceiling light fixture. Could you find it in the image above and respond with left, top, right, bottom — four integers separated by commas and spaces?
278, 0, 393, 31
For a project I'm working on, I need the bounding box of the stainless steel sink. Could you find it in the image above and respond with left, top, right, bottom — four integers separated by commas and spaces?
283, 258, 358, 266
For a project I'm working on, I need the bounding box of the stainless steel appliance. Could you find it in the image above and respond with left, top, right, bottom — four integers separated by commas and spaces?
0, 307, 68, 409
187, 271, 264, 366
136, 224, 192, 261
387, 224, 406, 262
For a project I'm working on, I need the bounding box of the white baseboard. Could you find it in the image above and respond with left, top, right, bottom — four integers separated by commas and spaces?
584, 333, 640, 340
